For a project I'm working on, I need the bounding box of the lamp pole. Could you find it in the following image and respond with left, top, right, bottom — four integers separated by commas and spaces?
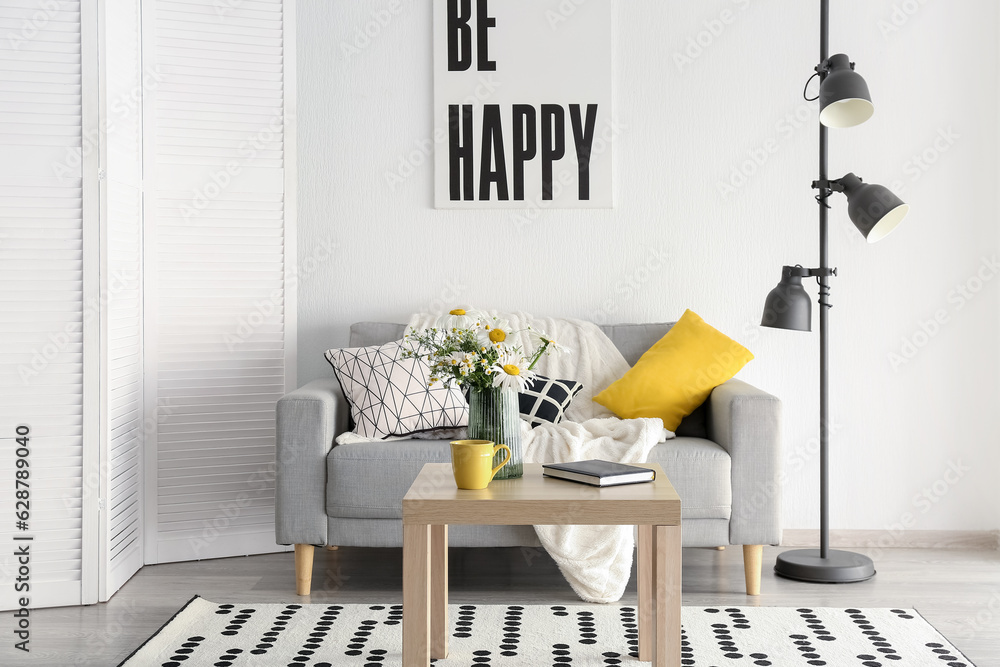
818, 0, 831, 562
770, 0, 881, 584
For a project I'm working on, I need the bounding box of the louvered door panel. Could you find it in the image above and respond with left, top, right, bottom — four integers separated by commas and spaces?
0, 0, 89, 609
142, 0, 292, 563
101, 0, 144, 600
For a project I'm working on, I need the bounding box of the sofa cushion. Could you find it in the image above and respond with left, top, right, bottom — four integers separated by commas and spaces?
593, 310, 754, 431
327, 440, 452, 519
647, 437, 732, 520
325, 341, 468, 439
326, 437, 731, 521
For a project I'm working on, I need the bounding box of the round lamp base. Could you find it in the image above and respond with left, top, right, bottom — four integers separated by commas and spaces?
774, 549, 876, 584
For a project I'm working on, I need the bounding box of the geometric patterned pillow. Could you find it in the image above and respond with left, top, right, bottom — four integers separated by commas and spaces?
518, 375, 584, 427
324, 341, 468, 440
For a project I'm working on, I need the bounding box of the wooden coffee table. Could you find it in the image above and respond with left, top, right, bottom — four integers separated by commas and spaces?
401, 462, 682, 667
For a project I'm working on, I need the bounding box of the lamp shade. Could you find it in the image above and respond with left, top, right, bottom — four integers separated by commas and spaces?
838, 173, 909, 243
819, 54, 874, 128
761, 266, 812, 332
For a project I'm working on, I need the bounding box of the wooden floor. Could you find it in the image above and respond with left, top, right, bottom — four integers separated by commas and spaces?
8, 545, 999, 666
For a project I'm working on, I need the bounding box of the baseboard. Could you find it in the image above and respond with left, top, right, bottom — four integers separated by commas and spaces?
780, 529, 999, 551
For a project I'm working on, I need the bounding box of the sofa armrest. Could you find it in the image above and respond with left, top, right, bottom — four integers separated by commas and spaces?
275, 378, 349, 545
708, 378, 783, 546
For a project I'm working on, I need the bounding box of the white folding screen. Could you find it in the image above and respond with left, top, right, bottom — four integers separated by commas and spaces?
141, 0, 295, 563
0, 0, 99, 609
99, 0, 144, 600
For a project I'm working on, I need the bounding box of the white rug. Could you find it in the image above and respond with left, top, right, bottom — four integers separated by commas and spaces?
119, 597, 976, 666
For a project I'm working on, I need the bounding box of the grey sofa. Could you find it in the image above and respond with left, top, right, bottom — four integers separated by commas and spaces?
276, 321, 782, 596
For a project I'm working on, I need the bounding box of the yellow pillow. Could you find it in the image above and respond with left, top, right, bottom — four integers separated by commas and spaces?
593, 310, 754, 431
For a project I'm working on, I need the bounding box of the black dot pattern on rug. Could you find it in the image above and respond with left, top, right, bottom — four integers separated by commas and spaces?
551, 642, 571, 665
159, 635, 207, 667
363, 647, 387, 666
384, 604, 402, 626
711, 618, 744, 660
291, 604, 340, 665
130, 602, 978, 667
602, 650, 623, 666
238, 606, 277, 659
344, 614, 378, 657
799, 608, 835, 643
454, 605, 476, 639
681, 624, 694, 666
576, 609, 597, 645
501, 605, 522, 655
924, 642, 967, 666
619, 606, 637, 658
789, 632, 827, 665
727, 607, 752, 631
847, 609, 900, 662
220, 605, 259, 641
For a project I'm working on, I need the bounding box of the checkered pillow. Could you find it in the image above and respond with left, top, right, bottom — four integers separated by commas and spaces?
518, 375, 584, 427
324, 341, 468, 440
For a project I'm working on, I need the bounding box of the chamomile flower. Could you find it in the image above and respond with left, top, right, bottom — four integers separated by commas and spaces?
435, 307, 481, 331
528, 328, 570, 356
489, 350, 537, 392
477, 317, 514, 347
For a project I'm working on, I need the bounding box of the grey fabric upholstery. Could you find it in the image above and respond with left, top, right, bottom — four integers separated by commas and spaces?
709, 379, 783, 546
275, 321, 783, 550
326, 517, 730, 549
327, 437, 731, 522
274, 378, 349, 546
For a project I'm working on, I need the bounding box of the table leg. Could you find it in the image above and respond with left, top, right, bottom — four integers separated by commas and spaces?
637, 524, 654, 661
431, 524, 448, 659
654, 524, 682, 667
403, 523, 430, 667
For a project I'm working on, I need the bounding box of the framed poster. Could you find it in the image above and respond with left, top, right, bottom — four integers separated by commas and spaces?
433, 0, 613, 209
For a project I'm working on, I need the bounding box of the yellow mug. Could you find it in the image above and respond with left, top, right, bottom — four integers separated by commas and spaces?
450, 439, 512, 490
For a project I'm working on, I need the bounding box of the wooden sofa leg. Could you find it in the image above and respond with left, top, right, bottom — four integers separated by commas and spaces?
295, 544, 315, 596
743, 545, 762, 596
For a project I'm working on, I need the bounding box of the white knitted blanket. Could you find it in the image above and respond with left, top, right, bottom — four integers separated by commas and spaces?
406, 311, 670, 603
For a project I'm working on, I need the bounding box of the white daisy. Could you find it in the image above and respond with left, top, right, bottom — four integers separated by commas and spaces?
489, 350, 537, 392
435, 307, 481, 331
477, 316, 514, 347
528, 328, 570, 356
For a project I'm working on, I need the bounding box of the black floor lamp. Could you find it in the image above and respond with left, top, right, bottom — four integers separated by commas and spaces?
760, 0, 910, 584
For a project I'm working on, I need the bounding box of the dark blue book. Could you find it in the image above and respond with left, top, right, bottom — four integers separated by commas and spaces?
541, 460, 655, 487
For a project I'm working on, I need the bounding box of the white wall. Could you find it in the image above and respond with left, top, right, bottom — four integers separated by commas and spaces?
297, 0, 999, 533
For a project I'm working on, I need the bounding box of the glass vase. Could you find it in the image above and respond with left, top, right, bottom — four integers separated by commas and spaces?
467, 385, 522, 479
